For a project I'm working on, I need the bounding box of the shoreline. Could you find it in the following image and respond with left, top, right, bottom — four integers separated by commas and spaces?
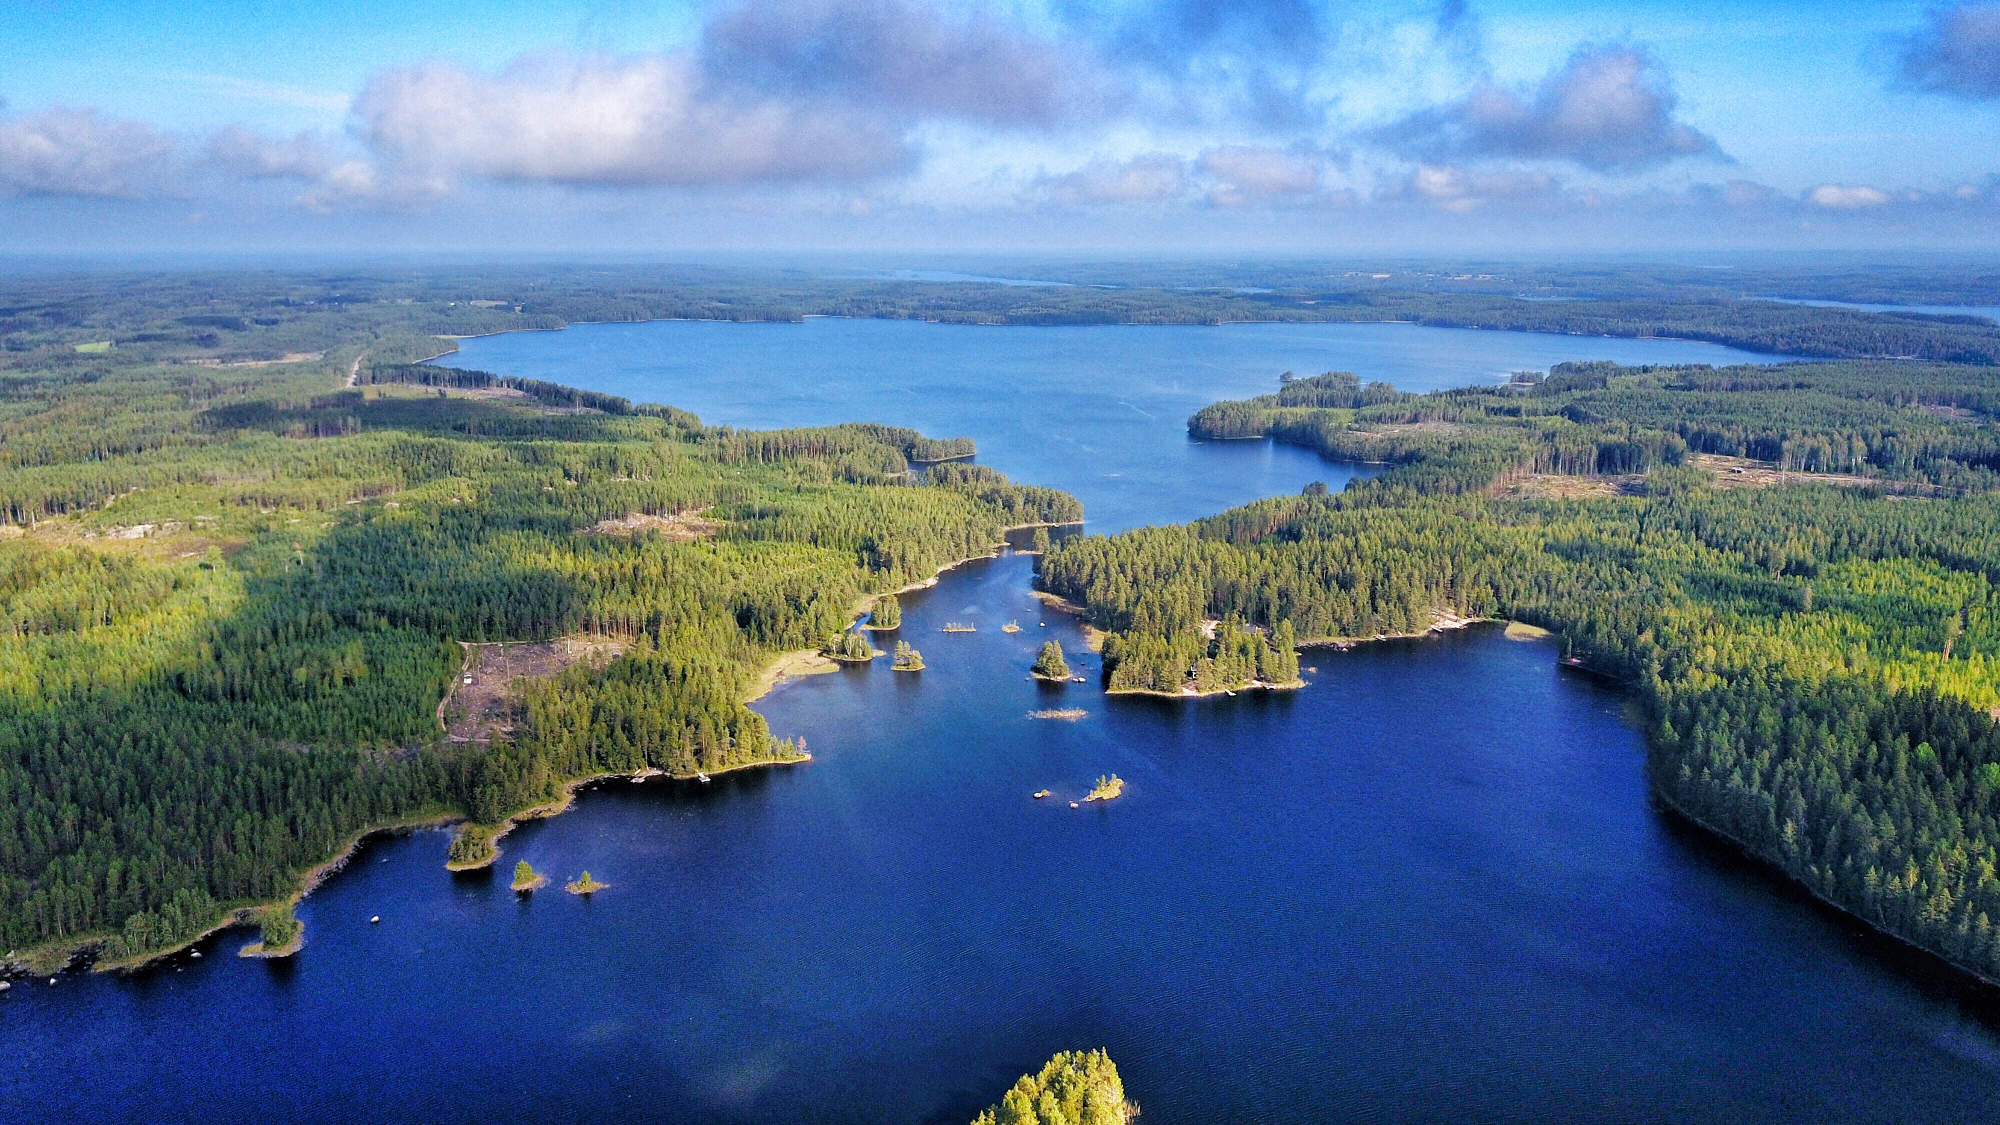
20, 746, 817, 976
1298, 614, 1494, 649
438, 751, 814, 874
55, 808, 462, 977
7, 488, 1063, 978
1106, 678, 1306, 700
1654, 769, 2000, 995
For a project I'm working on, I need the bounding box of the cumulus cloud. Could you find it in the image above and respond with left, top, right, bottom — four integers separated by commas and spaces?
1374, 45, 1723, 171
1898, 2, 2000, 99
0, 107, 178, 198
352, 53, 908, 188
1040, 153, 1188, 205
334, 0, 1124, 199
1807, 184, 1892, 209
1196, 144, 1330, 205
704, 0, 1109, 127
206, 126, 333, 180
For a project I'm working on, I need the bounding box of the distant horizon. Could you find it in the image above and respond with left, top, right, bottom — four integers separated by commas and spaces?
1, 247, 1996, 275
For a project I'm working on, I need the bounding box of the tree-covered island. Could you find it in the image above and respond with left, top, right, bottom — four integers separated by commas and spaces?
1042, 359, 2000, 983
971, 1049, 1134, 1125
824, 630, 884, 663
238, 903, 302, 959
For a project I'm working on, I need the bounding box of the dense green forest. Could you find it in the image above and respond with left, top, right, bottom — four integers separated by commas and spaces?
1043, 359, 2000, 980
0, 299, 1077, 965
970, 1050, 1131, 1125
4, 261, 1998, 373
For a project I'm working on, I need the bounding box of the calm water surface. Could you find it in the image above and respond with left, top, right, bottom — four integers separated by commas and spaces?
435, 319, 1782, 531
8, 321, 2000, 1123
1767, 298, 2000, 323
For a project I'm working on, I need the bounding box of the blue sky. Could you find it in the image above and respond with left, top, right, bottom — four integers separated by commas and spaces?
1, 0, 1997, 252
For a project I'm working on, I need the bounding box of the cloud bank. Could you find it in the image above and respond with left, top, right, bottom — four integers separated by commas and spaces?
0, 0, 1991, 250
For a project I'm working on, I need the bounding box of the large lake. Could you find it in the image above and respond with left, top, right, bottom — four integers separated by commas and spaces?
10, 320, 2000, 1124
434, 318, 1786, 531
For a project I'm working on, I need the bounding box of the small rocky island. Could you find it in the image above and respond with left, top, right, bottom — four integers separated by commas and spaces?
824, 630, 883, 663
1083, 775, 1124, 803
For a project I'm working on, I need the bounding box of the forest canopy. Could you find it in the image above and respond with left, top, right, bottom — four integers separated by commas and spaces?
0, 289, 1077, 963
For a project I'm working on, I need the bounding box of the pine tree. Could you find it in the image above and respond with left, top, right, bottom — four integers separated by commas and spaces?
872, 594, 901, 630
1033, 640, 1071, 680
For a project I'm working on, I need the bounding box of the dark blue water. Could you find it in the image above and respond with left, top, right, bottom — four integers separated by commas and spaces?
434, 319, 1780, 532
10, 320, 2000, 1124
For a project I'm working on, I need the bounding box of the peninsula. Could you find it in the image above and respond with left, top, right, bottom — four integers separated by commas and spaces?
0, 275, 1082, 975
1042, 359, 2000, 985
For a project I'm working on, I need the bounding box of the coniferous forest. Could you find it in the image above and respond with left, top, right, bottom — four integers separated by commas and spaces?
1041, 359, 2000, 981
8, 261, 2000, 993
0, 289, 1078, 964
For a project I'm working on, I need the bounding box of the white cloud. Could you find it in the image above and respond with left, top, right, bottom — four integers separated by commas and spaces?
1196, 145, 1329, 206
0, 107, 178, 198
1807, 184, 1892, 209
352, 53, 909, 188
1400, 163, 1558, 213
